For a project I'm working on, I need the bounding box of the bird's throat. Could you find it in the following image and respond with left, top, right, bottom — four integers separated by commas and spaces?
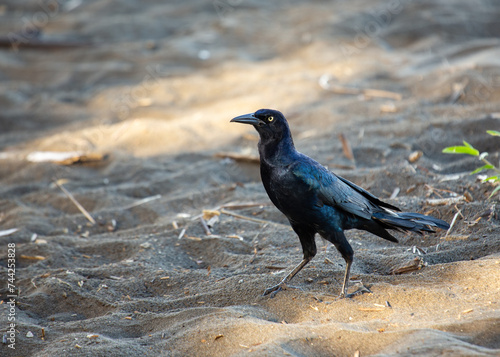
258, 134, 296, 166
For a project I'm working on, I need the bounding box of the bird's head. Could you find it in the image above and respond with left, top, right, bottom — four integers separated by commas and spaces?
230, 109, 291, 143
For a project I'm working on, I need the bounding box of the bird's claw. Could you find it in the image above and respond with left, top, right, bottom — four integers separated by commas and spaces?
263, 283, 302, 298
335, 292, 356, 300
263, 282, 288, 298
263, 285, 283, 298
336, 283, 373, 300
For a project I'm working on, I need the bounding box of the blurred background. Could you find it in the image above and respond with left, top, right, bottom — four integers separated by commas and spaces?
1, 0, 499, 158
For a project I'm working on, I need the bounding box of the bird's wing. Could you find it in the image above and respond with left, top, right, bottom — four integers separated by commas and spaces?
336, 175, 401, 212
292, 161, 399, 220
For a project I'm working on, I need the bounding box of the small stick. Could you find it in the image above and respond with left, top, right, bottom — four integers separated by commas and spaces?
390, 187, 400, 199
424, 184, 459, 196
56, 278, 72, 287
122, 194, 161, 210
199, 217, 212, 236
390, 257, 424, 274
426, 196, 465, 206
220, 209, 279, 225
338, 133, 355, 161
220, 202, 271, 210
445, 209, 461, 238
20, 255, 46, 260
178, 228, 186, 240
249, 247, 258, 264
186, 236, 203, 241
362, 88, 402, 100
54, 180, 96, 225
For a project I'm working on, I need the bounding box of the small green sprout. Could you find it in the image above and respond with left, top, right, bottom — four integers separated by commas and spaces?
442, 130, 500, 199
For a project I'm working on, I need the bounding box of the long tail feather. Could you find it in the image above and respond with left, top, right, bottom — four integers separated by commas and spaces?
372, 210, 450, 234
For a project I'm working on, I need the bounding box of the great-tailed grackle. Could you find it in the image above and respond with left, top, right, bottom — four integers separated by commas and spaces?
231, 109, 450, 298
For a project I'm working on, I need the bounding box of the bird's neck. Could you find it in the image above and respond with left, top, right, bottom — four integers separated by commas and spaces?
258, 133, 297, 166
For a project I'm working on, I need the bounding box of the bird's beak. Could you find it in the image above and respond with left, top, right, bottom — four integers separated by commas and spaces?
230, 113, 264, 126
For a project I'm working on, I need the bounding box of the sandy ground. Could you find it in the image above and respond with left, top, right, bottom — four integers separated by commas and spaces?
1, 0, 500, 356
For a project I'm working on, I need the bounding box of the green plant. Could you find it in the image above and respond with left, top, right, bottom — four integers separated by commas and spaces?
442, 130, 500, 199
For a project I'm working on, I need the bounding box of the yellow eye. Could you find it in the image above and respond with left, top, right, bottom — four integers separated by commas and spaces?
268, 116, 274, 122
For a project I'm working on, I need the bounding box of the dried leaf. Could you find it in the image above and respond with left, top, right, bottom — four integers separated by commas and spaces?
202, 209, 221, 220
408, 150, 423, 163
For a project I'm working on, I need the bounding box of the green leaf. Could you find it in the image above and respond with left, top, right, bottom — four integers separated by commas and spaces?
488, 185, 500, 199
470, 164, 494, 174
442, 145, 480, 156
484, 175, 499, 182
463, 141, 475, 149
486, 130, 500, 137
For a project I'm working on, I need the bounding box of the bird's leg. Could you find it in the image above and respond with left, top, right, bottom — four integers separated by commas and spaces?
326, 232, 354, 299
336, 260, 373, 299
338, 259, 352, 299
263, 257, 311, 297
263, 223, 317, 297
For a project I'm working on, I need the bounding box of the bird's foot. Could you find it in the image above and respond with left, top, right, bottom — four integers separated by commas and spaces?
335, 291, 358, 300
336, 282, 372, 300
263, 283, 302, 298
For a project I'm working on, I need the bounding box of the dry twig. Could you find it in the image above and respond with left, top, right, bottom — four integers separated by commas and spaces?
445, 208, 461, 238
389, 187, 400, 199
199, 217, 212, 236
426, 196, 465, 206
220, 209, 277, 225
338, 133, 355, 161
220, 202, 271, 210
390, 257, 425, 275
122, 194, 161, 210
20, 255, 46, 261
54, 180, 96, 225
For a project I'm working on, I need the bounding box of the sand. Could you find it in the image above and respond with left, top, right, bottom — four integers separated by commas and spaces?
0, 0, 499, 356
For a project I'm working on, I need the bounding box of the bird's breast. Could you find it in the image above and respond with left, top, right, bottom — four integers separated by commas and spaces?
261, 163, 320, 222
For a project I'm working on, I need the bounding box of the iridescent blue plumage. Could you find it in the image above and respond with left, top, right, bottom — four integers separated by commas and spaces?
231, 109, 450, 298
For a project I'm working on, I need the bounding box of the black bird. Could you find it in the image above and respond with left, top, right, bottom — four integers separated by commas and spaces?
231, 109, 450, 298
